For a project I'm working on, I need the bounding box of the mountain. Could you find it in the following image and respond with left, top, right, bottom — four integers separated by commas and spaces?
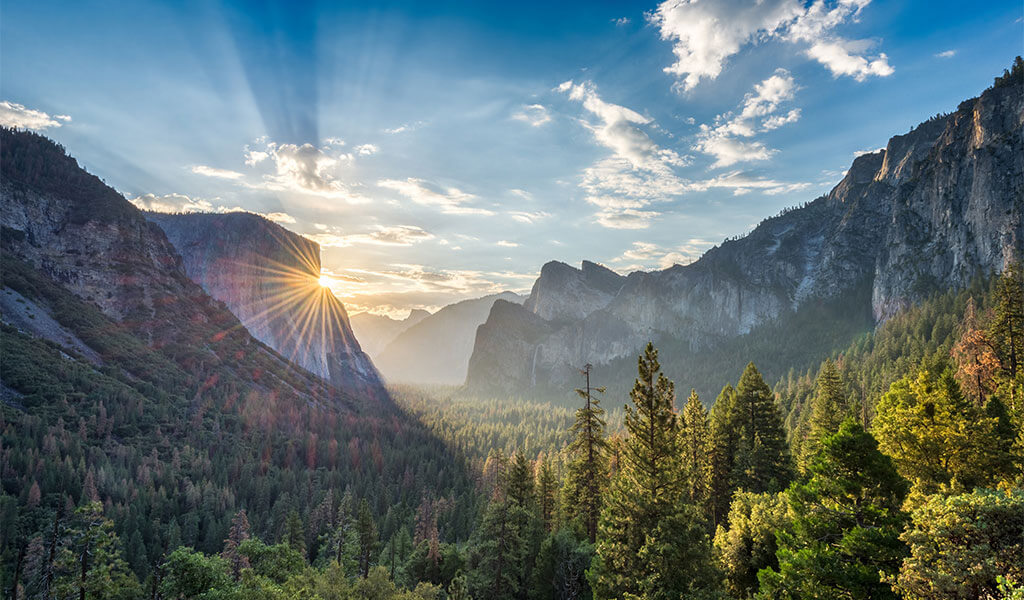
467, 71, 1023, 396
351, 308, 431, 358
374, 291, 525, 384
146, 212, 385, 400
0, 127, 477, 573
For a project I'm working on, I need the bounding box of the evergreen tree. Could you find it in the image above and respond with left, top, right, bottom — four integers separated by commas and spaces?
709, 384, 738, 529
52, 502, 140, 600
508, 450, 535, 510
758, 421, 908, 600
448, 570, 473, 600
713, 491, 788, 599
565, 364, 609, 544
990, 263, 1024, 384
356, 499, 379, 578
284, 510, 306, 557
529, 529, 592, 600
889, 488, 1024, 600
590, 342, 691, 600
730, 363, 792, 495
873, 369, 1013, 497
467, 497, 530, 600
678, 389, 712, 519
798, 359, 847, 472
535, 455, 558, 533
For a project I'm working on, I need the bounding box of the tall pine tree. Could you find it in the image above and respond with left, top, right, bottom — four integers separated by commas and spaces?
678, 389, 712, 521
590, 342, 714, 600
798, 359, 847, 472
709, 384, 738, 529
566, 364, 609, 544
730, 363, 793, 495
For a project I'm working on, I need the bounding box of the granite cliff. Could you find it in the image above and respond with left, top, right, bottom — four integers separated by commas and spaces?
467, 71, 1023, 394
147, 212, 385, 400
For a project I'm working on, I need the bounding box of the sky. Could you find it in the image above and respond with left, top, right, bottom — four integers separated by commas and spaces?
2, 0, 1021, 317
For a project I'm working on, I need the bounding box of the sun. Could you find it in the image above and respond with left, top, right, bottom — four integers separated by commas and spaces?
318, 274, 331, 288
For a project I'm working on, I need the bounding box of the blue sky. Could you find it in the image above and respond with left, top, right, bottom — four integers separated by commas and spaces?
2, 0, 1021, 316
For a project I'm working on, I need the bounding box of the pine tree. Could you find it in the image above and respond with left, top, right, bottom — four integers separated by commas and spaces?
590, 342, 688, 600
507, 450, 535, 509
535, 455, 558, 533
284, 510, 306, 557
798, 359, 847, 471
355, 499, 379, 578
53, 502, 140, 600
730, 363, 792, 494
678, 389, 712, 520
468, 497, 530, 600
758, 421, 908, 600
566, 363, 609, 544
990, 263, 1024, 383
709, 384, 738, 529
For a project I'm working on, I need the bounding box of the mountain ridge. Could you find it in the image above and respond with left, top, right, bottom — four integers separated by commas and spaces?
466, 74, 1023, 395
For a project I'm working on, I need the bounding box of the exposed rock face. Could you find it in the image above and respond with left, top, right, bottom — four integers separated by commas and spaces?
351, 309, 431, 358
374, 291, 524, 385
523, 260, 625, 323
467, 78, 1023, 393
147, 212, 385, 400
0, 128, 343, 406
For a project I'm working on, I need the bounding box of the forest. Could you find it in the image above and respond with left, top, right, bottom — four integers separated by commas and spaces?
4, 254, 1023, 599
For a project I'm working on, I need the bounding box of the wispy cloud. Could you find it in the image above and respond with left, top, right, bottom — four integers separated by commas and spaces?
694, 69, 801, 167
612, 239, 715, 270
649, 0, 892, 91
191, 165, 244, 180
378, 178, 494, 215
0, 101, 70, 130
512, 104, 551, 127
558, 80, 689, 228
306, 224, 435, 248
935, 49, 956, 58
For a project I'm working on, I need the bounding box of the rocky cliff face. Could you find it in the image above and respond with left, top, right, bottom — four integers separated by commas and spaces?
0, 127, 346, 406
147, 212, 385, 400
467, 77, 1023, 393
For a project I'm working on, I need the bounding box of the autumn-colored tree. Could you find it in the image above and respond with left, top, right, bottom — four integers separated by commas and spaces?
952, 297, 1001, 406
222, 509, 251, 581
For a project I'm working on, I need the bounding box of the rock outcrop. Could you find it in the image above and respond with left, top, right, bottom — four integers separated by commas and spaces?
467, 74, 1023, 394
147, 212, 385, 400
0, 127, 347, 407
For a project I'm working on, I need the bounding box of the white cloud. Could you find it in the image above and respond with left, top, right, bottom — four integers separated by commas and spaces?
613, 17, 631, 26
508, 210, 551, 224
191, 165, 244, 180
762, 108, 801, 130
240, 140, 370, 203
0, 101, 70, 130
307, 225, 435, 248
694, 70, 800, 167
613, 239, 714, 270
127, 193, 250, 215
559, 80, 691, 228
512, 104, 552, 127
378, 178, 494, 216
648, 0, 893, 91
689, 171, 812, 195
354, 143, 379, 156
496, 240, 519, 247
805, 41, 893, 79
935, 49, 956, 59
263, 212, 296, 224
853, 147, 884, 157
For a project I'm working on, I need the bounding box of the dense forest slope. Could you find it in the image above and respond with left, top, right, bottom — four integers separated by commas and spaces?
147, 212, 385, 400
468, 73, 1023, 396
0, 128, 478, 584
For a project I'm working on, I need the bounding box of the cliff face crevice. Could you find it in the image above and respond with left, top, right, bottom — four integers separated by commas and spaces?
467, 78, 1023, 393
147, 212, 385, 400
